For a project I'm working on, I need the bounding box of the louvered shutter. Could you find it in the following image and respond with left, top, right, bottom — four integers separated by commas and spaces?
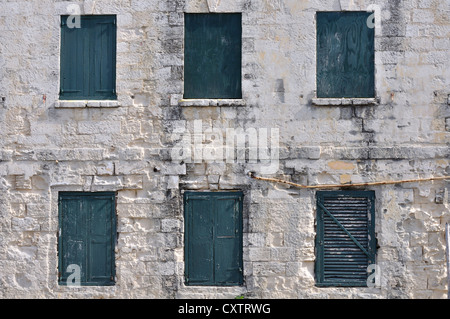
184, 192, 243, 286
59, 192, 116, 286
316, 191, 376, 287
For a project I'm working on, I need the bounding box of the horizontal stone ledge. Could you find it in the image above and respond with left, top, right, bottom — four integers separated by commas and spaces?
178, 99, 246, 107
55, 100, 121, 108
368, 146, 449, 160
311, 97, 378, 106
315, 145, 449, 160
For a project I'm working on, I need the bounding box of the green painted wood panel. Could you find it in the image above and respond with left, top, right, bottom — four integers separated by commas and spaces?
315, 191, 376, 287
214, 196, 242, 285
187, 196, 214, 284
60, 15, 116, 100
184, 192, 243, 286
184, 13, 242, 99
316, 12, 375, 98
58, 192, 116, 286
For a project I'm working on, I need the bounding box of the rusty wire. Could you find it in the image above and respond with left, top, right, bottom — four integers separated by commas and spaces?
247, 172, 450, 189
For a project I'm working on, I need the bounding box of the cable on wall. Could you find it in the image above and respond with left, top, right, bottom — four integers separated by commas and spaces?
247, 172, 450, 189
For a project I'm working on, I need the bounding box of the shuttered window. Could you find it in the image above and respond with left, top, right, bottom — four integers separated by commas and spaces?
58, 192, 116, 286
60, 15, 117, 100
184, 191, 243, 286
315, 191, 376, 287
316, 12, 375, 98
184, 13, 242, 99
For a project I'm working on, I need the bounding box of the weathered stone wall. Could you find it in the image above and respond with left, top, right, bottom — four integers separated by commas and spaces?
0, 0, 448, 298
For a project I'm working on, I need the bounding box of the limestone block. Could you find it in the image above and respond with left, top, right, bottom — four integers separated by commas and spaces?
117, 204, 150, 218
92, 176, 123, 187
123, 175, 144, 190
161, 162, 186, 175
248, 247, 271, 261
119, 148, 144, 161
167, 175, 180, 189
253, 262, 286, 276
161, 219, 182, 233
78, 121, 121, 135
15, 175, 32, 190
96, 162, 114, 176
11, 217, 40, 232
26, 203, 50, 217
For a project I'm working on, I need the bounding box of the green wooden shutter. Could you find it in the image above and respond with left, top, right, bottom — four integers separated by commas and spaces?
92, 17, 117, 99
59, 192, 116, 286
184, 192, 243, 286
214, 195, 243, 285
184, 13, 242, 99
59, 197, 87, 283
88, 196, 115, 283
316, 12, 375, 98
185, 194, 214, 284
60, 16, 87, 98
60, 15, 116, 100
315, 191, 376, 287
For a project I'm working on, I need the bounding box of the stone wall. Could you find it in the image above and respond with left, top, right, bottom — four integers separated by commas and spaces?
0, 0, 449, 298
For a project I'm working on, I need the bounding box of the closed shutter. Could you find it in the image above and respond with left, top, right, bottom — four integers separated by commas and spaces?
214, 195, 242, 285
60, 15, 116, 100
92, 17, 116, 99
60, 16, 87, 99
184, 192, 243, 286
185, 194, 214, 284
59, 192, 116, 286
184, 13, 242, 99
316, 191, 376, 287
316, 12, 375, 98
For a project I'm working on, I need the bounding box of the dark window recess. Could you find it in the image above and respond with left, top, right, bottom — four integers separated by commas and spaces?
60, 15, 117, 100
315, 191, 376, 287
184, 191, 243, 286
184, 13, 242, 99
58, 192, 116, 286
316, 12, 375, 98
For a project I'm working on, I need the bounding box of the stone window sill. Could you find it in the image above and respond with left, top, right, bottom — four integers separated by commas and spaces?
179, 99, 246, 107
312, 97, 378, 106
55, 100, 121, 108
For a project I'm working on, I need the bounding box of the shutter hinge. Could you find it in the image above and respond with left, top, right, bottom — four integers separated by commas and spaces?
58, 271, 61, 279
